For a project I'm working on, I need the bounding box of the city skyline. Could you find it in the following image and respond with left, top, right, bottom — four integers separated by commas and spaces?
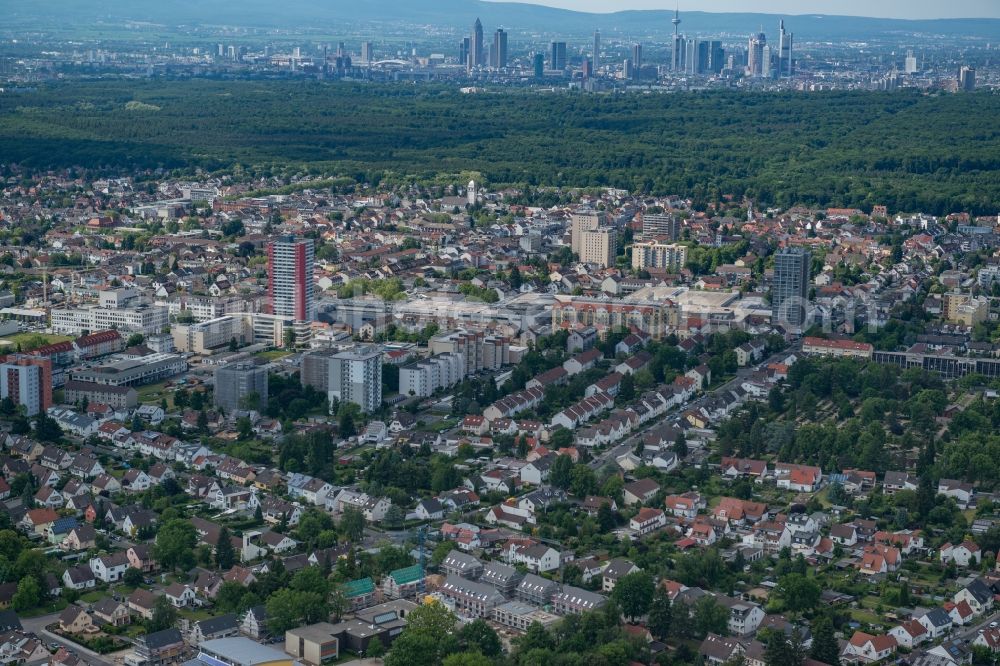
488, 0, 1000, 20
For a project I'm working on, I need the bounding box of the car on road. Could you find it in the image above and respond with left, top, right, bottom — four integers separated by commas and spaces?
49, 643, 60, 652
991, 621, 998, 629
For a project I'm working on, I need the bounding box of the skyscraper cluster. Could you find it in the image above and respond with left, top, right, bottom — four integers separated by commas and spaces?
464, 18, 509, 71
747, 32, 768, 78
668, 8, 795, 80
454, 9, 797, 82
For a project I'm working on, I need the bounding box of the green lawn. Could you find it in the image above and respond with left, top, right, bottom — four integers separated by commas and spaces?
21, 598, 69, 617
255, 350, 293, 361
419, 417, 458, 433
178, 608, 214, 622
849, 608, 883, 626
0, 332, 72, 351
136, 381, 173, 406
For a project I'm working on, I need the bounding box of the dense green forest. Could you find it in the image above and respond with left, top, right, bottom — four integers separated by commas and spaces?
1, 81, 998, 214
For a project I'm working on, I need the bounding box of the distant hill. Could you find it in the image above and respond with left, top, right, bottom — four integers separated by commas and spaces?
7, 0, 1000, 40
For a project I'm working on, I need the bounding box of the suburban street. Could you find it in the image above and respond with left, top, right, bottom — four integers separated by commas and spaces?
20, 612, 117, 666
587, 345, 796, 472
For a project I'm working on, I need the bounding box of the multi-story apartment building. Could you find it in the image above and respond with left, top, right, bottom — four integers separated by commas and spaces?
631, 240, 687, 271
551, 296, 679, 340
570, 210, 604, 255
268, 235, 315, 321
213, 363, 269, 413
641, 213, 681, 240
398, 352, 465, 398
328, 350, 382, 413
0, 355, 52, 416
580, 228, 617, 268
771, 247, 811, 329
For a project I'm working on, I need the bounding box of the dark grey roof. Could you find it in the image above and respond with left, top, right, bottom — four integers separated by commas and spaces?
603, 558, 638, 580
0, 610, 21, 632
923, 607, 953, 627
481, 561, 522, 586
965, 578, 993, 603
442, 551, 482, 572
516, 573, 559, 595
141, 628, 184, 649
195, 613, 239, 635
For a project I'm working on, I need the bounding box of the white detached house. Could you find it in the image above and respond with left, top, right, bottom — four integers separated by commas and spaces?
940, 541, 982, 567
89, 552, 130, 583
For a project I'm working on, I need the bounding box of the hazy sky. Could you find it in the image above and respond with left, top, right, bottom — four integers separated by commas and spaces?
492, 0, 1000, 19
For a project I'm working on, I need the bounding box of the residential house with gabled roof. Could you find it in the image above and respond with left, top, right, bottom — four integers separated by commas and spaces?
58, 606, 97, 635
888, 619, 927, 650
515, 573, 560, 607
664, 492, 702, 519
382, 564, 425, 599
630, 507, 667, 536
121, 469, 152, 493
623, 478, 660, 506
61, 524, 96, 552
937, 479, 974, 508
22, 508, 59, 535
127, 544, 157, 573
286, 474, 333, 506
719, 457, 768, 480
92, 597, 130, 627
552, 585, 606, 616
239, 605, 269, 639
91, 473, 122, 495
954, 578, 994, 616
39, 446, 72, 471
948, 599, 976, 626
917, 607, 953, 640
31, 464, 60, 488
601, 559, 640, 593
940, 540, 982, 567
188, 613, 239, 646
507, 543, 560, 574
775, 462, 822, 492
842, 631, 896, 663
90, 551, 129, 583
62, 565, 96, 591
164, 583, 196, 608
34, 485, 64, 510
341, 578, 377, 611
883, 471, 917, 495
68, 452, 104, 479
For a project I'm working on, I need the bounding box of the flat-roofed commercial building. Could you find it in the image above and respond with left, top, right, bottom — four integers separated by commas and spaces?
284, 624, 339, 665
492, 601, 560, 631
51, 304, 168, 337
551, 295, 679, 340
173, 313, 308, 353
195, 637, 292, 666
69, 353, 187, 387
